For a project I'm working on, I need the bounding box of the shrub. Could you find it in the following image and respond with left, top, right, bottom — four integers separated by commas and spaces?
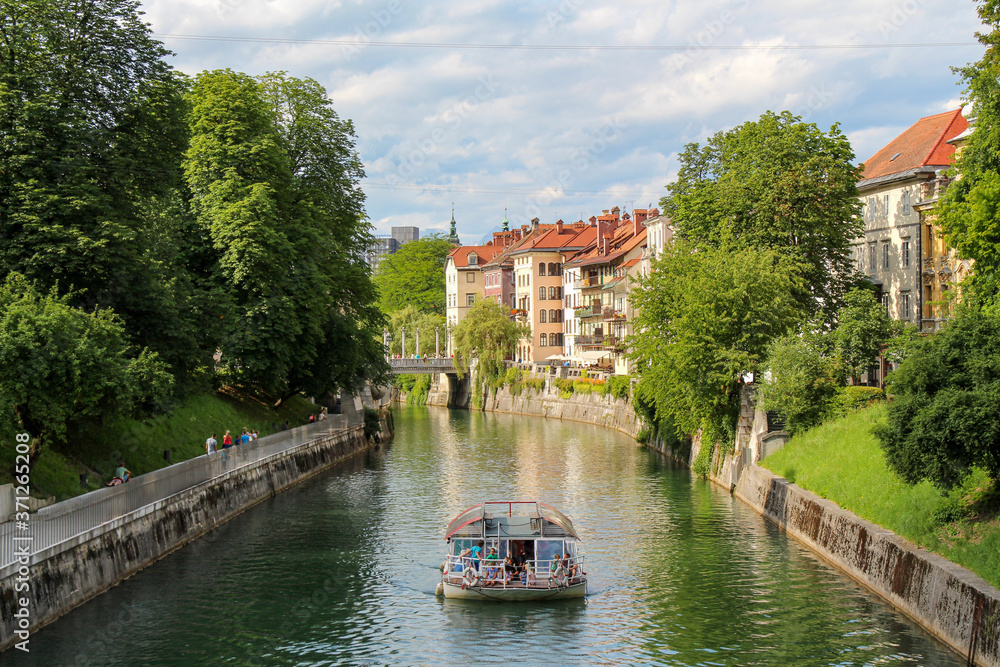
406, 374, 431, 405
363, 408, 382, 440
757, 331, 842, 434
525, 378, 545, 392
635, 428, 650, 445
874, 308, 1000, 490
605, 375, 631, 400
553, 378, 575, 399
573, 382, 593, 394
829, 385, 885, 418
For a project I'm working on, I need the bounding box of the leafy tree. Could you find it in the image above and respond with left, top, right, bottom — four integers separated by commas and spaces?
452, 299, 528, 389
374, 235, 455, 315
386, 306, 446, 357
661, 110, 863, 316
874, 308, 1000, 489
0, 0, 201, 376
834, 287, 903, 383
937, 1, 1000, 308
629, 241, 807, 444
758, 327, 842, 434
183, 70, 388, 399
0, 274, 172, 460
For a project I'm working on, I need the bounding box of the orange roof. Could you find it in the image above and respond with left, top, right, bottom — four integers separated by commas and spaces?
448, 244, 504, 269
861, 109, 967, 183
516, 225, 596, 253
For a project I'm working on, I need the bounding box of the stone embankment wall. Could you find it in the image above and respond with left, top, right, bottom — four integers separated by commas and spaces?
736, 465, 1000, 667
482, 386, 640, 437
0, 407, 392, 652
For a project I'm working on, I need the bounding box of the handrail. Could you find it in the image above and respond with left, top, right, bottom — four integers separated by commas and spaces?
442, 554, 585, 589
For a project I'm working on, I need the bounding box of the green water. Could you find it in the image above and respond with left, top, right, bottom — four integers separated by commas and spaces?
10, 406, 963, 666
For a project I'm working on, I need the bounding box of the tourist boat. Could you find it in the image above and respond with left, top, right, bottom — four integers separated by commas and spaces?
435, 501, 587, 601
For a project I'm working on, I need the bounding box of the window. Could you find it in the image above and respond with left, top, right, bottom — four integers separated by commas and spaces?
902, 190, 912, 215
902, 241, 910, 268
869, 244, 876, 272
548, 286, 556, 300
466, 294, 475, 307
539, 286, 547, 301
882, 243, 890, 270
468, 252, 478, 266
466, 272, 475, 283
511, 295, 517, 308
548, 263, 557, 276
901, 293, 911, 319
540, 310, 547, 324
540, 333, 548, 347
539, 263, 547, 276
868, 197, 876, 220
555, 287, 562, 300
883, 195, 889, 217
857, 246, 864, 271
550, 309, 559, 323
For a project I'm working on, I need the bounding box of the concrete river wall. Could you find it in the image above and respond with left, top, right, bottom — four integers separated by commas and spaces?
0, 397, 391, 652
418, 369, 999, 666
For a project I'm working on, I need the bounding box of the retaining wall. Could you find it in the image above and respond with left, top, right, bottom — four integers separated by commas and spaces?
482, 385, 641, 438
735, 464, 1000, 666
0, 413, 389, 652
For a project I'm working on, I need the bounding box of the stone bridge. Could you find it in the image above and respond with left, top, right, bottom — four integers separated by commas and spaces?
389, 358, 456, 374
388, 358, 467, 407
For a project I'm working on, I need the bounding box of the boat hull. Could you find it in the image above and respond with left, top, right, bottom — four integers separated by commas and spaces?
440, 580, 587, 601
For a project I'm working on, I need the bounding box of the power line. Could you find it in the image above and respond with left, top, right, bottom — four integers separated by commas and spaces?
153, 33, 977, 52
362, 182, 656, 198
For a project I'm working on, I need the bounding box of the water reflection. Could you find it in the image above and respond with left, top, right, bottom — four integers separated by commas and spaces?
10, 405, 963, 666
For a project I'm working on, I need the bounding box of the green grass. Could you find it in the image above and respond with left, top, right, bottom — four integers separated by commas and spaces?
2, 390, 319, 501
762, 404, 1000, 588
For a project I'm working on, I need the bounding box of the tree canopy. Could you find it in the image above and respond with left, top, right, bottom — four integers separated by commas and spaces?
875, 308, 1000, 489
938, 0, 1000, 309
386, 306, 446, 357
629, 240, 807, 444
374, 236, 454, 315
661, 110, 863, 316
452, 299, 528, 386
833, 287, 903, 382
0, 274, 172, 452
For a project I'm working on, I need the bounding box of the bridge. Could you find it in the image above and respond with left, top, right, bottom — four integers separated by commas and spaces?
389, 358, 457, 374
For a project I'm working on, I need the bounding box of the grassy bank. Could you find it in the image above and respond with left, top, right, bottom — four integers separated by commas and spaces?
4, 390, 319, 501
762, 404, 1000, 588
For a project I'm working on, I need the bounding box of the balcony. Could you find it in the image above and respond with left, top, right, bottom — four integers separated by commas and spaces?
575, 334, 605, 346
603, 307, 626, 321
573, 304, 603, 318
581, 276, 602, 288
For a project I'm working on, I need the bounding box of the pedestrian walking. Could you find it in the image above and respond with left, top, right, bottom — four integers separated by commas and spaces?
206, 433, 217, 455
222, 430, 233, 449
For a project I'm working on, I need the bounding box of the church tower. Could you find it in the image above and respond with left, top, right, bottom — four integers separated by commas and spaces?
447, 205, 461, 245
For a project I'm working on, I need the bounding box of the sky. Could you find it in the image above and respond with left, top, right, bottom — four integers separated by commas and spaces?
140, 0, 986, 244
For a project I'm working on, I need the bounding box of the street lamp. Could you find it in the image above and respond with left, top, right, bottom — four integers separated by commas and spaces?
401, 326, 406, 359
415, 327, 421, 358
435, 327, 440, 357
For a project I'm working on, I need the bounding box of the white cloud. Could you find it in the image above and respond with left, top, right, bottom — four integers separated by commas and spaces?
140, 0, 985, 238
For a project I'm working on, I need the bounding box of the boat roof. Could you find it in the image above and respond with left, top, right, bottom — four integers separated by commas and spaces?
445, 501, 580, 541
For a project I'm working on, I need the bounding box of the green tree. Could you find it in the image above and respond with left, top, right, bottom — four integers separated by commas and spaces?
0, 0, 201, 377
629, 241, 807, 444
874, 308, 1000, 489
937, 1, 1000, 308
452, 300, 528, 390
386, 306, 446, 357
661, 110, 863, 316
183, 70, 388, 399
0, 274, 172, 460
834, 287, 902, 383
758, 327, 842, 434
375, 235, 454, 315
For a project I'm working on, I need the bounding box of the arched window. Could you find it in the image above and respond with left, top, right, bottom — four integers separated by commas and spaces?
549, 309, 557, 323
548, 286, 556, 300
556, 287, 562, 300
540, 310, 547, 323
548, 263, 557, 276
539, 263, 547, 276
539, 286, 547, 301
540, 333, 548, 347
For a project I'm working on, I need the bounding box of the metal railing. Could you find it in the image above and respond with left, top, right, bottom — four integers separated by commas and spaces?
0, 410, 366, 577
442, 555, 585, 589
389, 358, 456, 373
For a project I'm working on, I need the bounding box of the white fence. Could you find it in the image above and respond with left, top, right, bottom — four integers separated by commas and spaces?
0, 409, 366, 579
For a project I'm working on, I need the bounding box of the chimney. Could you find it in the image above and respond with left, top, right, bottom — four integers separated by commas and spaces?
556, 219, 564, 234
531, 217, 539, 233
634, 214, 642, 238
597, 219, 606, 254
589, 216, 597, 225
634, 209, 648, 224
602, 210, 610, 216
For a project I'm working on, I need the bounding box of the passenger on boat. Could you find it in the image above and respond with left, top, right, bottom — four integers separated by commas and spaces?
550, 557, 566, 587
459, 539, 485, 574
563, 553, 578, 581
503, 554, 518, 584
483, 548, 501, 585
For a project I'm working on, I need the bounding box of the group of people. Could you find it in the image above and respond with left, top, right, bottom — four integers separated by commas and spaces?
458, 540, 578, 588
205, 428, 259, 455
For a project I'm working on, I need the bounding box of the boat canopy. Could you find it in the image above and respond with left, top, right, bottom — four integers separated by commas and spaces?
445, 501, 581, 541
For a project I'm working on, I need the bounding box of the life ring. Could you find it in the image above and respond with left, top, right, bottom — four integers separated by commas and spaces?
463, 564, 480, 588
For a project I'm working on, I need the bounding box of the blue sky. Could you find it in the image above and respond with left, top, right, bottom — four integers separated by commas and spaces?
142, 0, 986, 243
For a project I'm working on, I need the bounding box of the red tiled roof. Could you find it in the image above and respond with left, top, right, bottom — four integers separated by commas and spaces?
448, 244, 504, 269
861, 109, 968, 182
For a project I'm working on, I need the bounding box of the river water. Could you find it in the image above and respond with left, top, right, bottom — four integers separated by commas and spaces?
10, 405, 962, 666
